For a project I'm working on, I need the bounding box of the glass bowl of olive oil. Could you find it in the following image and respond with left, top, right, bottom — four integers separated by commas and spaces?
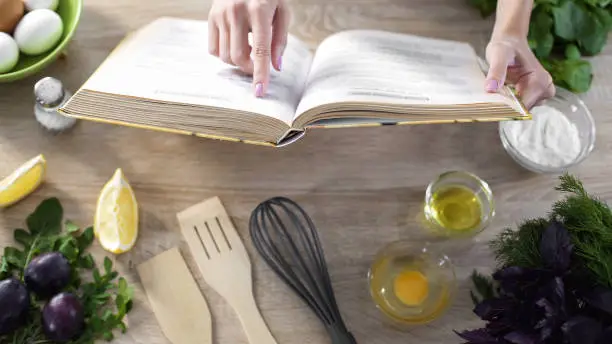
368, 240, 456, 326
423, 171, 494, 237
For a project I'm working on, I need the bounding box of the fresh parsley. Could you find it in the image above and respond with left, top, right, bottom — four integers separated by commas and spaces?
468, 0, 612, 93
0, 198, 133, 344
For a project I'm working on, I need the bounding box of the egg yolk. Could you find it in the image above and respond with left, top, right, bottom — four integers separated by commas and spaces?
393, 270, 429, 306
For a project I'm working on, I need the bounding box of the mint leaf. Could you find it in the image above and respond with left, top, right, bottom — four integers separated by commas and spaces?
529, 8, 555, 58
59, 237, 79, 262
104, 257, 113, 275
546, 58, 593, 93
0, 256, 10, 279
560, 59, 593, 93
26, 197, 63, 235
552, 1, 589, 41
93, 268, 102, 284
77, 227, 95, 252
79, 253, 96, 269
566, 44, 581, 60
13, 228, 33, 247
65, 220, 80, 233
4, 247, 25, 268
578, 10, 609, 55
584, 0, 612, 7
592, 6, 612, 30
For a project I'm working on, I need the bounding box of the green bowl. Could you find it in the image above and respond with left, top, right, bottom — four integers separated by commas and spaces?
0, 0, 83, 83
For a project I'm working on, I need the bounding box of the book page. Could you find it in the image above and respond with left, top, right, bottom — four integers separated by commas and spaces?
82, 17, 313, 125
294, 30, 522, 118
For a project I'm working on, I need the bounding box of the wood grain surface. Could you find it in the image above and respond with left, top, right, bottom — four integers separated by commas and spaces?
1, 0, 612, 343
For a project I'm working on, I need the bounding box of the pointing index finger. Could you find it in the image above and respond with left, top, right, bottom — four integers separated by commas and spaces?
249, 2, 274, 97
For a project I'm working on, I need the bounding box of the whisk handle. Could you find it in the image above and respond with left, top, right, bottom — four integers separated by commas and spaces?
329, 325, 358, 344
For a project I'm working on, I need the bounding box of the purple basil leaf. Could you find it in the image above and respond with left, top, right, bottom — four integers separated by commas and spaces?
474, 297, 513, 321
583, 286, 612, 315
597, 326, 612, 344
486, 320, 512, 337
536, 298, 555, 317
561, 316, 603, 344
454, 329, 498, 343
504, 331, 538, 344
549, 277, 566, 315
539, 221, 573, 272
539, 321, 553, 342
493, 267, 548, 297
493, 267, 544, 281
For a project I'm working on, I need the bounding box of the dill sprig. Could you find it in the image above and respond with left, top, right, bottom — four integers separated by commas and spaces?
490, 173, 612, 288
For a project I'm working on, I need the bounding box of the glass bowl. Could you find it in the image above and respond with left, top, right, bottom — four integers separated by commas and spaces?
367, 240, 456, 327
423, 170, 495, 238
0, 0, 83, 83
499, 87, 596, 174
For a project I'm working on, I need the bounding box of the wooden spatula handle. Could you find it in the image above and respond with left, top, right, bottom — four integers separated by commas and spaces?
235, 297, 278, 344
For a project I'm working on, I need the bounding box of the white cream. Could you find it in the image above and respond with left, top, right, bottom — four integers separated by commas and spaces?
504, 105, 582, 168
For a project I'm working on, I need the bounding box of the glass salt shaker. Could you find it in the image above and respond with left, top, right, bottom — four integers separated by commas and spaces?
34, 76, 77, 133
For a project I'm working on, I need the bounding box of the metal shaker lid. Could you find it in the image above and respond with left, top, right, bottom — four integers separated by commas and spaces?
34, 77, 65, 108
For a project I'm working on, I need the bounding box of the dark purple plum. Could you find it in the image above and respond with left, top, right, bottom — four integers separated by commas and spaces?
42, 292, 84, 342
24, 252, 71, 298
0, 278, 31, 335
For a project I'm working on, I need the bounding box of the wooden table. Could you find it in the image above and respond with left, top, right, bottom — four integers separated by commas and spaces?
1, 0, 612, 343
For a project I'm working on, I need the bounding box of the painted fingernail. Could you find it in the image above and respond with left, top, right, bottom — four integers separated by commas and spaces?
277, 56, 283, 71
255, 83, 264, 97
486, 79, 499, 92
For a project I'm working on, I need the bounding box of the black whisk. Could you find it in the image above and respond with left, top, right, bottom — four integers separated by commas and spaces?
249, 197, 357, 344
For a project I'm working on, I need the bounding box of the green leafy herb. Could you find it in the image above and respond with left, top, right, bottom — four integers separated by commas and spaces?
0, 198, 134, 344
468, 0, 612, 93
490, 174, 612, 288
469, 270, 497, 305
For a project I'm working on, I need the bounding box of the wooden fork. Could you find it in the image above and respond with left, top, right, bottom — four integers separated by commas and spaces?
177, 196, 278, 344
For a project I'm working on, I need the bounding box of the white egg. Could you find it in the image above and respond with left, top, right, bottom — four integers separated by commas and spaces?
14, 9, 63, 56
0, 32, 19, 74
23, 0, 59, 11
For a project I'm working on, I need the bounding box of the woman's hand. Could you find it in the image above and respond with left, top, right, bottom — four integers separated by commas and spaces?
208, 0, 290, 97
484, 0, 554, 110
485, 36, 555, 110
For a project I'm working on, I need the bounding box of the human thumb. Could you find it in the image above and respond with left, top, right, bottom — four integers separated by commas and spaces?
485, 42, 514, 93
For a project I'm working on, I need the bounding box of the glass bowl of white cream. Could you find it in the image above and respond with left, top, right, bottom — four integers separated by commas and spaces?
498, 87, 596, 174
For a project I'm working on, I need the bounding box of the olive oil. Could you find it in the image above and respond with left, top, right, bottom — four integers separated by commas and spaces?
429, 185, 482, 232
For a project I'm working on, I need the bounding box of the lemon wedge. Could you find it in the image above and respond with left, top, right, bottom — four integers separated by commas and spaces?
0, 154, 46, 208
94, 168, 139, 254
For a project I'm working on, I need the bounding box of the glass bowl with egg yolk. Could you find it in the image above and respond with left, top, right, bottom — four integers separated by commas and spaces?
368, 240, 456, 326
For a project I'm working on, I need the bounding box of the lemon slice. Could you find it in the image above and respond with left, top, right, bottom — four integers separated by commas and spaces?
0, 154, 46, 208
94, 168, 139, 254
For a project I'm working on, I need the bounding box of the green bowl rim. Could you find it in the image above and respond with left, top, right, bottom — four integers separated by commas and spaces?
0, 0, 83, 81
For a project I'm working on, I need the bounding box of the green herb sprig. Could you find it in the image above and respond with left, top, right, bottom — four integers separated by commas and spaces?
468, 0, 612, 93
0, 198, 133, 344
491, 173, 612, 288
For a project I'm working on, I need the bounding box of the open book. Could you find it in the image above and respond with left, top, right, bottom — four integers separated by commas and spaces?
60, 17, 530, 147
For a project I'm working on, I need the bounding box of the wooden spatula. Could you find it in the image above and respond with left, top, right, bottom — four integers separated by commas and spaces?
177, 196, 278, 344
137, 247, 213, 344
